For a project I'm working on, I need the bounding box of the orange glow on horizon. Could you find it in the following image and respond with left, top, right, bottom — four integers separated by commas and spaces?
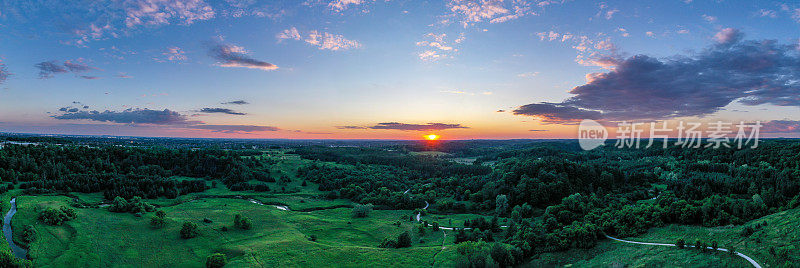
424, 134, 440, 140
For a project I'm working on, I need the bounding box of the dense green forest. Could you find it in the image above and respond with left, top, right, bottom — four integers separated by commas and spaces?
0, 137, 798, 266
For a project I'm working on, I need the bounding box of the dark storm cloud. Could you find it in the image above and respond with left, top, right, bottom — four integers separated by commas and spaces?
222, 100, 249, 105
368, 122, 469, 131
53, 108, 191, 125
208, 43, 278, 71
187, 124, 280, 133
199, 108, 246, 115
762, 120, 800, 133
514, 29, 800, 124
512, 103, 602, 124
35, 61, 68, 78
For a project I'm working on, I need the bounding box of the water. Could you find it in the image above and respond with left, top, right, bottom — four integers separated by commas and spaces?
3, 198, 28, 260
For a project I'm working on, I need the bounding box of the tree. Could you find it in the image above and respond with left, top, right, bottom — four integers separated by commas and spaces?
396, 231, 412, 248
206, 253, 227, 268
676, 238, 685, 249
181, 222, 199, 239
233, 214, 252, 230
21, 225, 36, 243
490, 243, 517, 267
352, 203, 374, 218
712, 240, 718, 250
495, 195, 509, 216
150, 216, 166, 228
156, 210, 166, 219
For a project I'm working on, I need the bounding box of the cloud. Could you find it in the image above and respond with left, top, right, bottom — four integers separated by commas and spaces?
35, 60, 98, 79
0, 61, 9, 85
187, 124, 279, 133
278, 27, 361, 51
162, 46, 188, 62
335, 125, 368, 129
535, 31, 618, 66
116, 73, 133, 78
514, 29, 800, 123
714, 28, 743, 46
496, 109, 505, 112
756, 9, 777, 18
222, 100, 249, 105
517, 72, 539, 78
63, 60, 95, 72
762, 120, 800, 133
208, 43, 278, 71
51, 106, 278, 133
368, 122, 469, 131
513, 103, 602, 124
79, 75, 101, 80
327, 0, 373, 12
199, 107, 246, 115
34, 61, 68, 79
123, 0, 215, 28
528, 129, 549, 132
446, 0, 539, 27
702, 14, 717, 22
53, 108, 192, 125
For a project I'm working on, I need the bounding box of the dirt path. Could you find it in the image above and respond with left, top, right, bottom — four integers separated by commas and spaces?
604, 234, 762, 268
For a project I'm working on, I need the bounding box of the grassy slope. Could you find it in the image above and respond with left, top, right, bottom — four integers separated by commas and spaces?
530, 207, 800, 267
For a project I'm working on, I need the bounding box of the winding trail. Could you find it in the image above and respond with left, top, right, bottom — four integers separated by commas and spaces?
605, 234, 762, 268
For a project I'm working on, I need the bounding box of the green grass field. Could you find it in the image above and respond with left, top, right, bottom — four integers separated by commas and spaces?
529, 207, 800, 267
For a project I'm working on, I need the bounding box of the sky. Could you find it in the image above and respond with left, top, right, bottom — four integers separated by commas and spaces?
0, 0, 798, 140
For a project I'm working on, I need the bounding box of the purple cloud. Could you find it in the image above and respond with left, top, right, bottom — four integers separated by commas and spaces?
199, 108, 246, 115
53, 108, 191, 125
514, 29, 800, 124
35, 61, 68, 79
188, 124, 279, 133
369, 122, 469, 131
762, 120, 800, 133
208, 43, 278, 71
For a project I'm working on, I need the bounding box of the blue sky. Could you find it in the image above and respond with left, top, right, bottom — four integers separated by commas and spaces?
0, 0, 798, 139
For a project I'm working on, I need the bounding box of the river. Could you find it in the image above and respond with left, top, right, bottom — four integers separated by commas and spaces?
3, 198, 27, 260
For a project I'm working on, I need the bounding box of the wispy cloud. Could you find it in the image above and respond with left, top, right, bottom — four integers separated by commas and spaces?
34, 61, 68, 79
517, 72, 539, 78
222, 100, 249, 105
369, 122, 468, 131
35, 60, 99, 79
0, 61, 9, 85
208, 43, 278, 71
277, 27, 361, 51
199, 107, 246, 115
446, 0, 539, 27
188, 124, 279, 133
161, 46, 188, 62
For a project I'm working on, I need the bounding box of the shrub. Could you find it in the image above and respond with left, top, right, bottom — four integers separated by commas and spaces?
150, 216, 166, 228
233, 214, 252, 230
180, 222, 199, 239
206, 253, 227, 268
21, 225, 36, 243
38, 206, 77, 226
352, 203, 374, 218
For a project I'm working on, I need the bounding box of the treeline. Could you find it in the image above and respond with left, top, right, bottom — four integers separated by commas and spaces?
0, 145, 275, 198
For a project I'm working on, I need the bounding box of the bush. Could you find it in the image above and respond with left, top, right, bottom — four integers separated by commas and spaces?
21, 225, 36, 243
233, 214, 252, 230
181, 222, 199, 239
352, 203, 374, 218
150, 216, 166, 228
206, 253, 227, 268
38, 206, 77, 226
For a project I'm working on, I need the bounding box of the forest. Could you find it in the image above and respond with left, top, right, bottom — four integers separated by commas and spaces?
0, 136, 797, 267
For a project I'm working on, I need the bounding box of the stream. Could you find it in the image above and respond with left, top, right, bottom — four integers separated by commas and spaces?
3, 198, 27, 260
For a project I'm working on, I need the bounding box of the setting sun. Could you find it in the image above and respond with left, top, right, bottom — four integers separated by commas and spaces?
424, 134, 440, 140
